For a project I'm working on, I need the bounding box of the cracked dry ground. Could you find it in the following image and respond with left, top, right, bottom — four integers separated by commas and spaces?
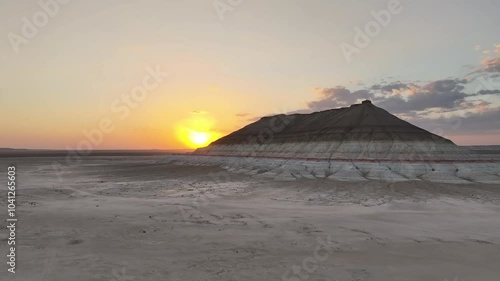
1, 156, 499, 281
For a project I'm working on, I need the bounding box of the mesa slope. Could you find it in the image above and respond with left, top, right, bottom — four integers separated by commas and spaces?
196, 100, 471, 161
191, 101, 500, 183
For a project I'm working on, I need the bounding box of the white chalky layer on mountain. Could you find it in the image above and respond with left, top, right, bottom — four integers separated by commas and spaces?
163, 155, 500, 184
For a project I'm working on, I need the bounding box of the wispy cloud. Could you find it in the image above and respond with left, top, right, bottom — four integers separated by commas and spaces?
306, 79, 476, 114
480, 57, 500, 73
191, 110, 209, 115
235, 113, 250, 117
294, 57, 500, 138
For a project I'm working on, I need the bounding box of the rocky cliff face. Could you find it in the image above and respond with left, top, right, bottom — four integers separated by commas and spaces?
195, 101, 473, 161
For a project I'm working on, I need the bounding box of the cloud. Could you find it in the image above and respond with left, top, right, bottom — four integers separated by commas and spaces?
407, 106, 500, 135
307, 87, 372, 110
421, 79, 466, 93
299, 76, 500, 137
308, 79, 474, 114
235, 113, 250, 117
298, 72, 500, 140
475, 44, 500, 55
480, 57, 500, 73
370, 82, 412, 93
375, 91, 468, 114
191, 110, 208, 114
285, 56, 500, 140
475, 89, 500, 96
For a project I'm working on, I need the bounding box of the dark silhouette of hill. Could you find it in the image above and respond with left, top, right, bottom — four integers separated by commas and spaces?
196, 101, 473, 161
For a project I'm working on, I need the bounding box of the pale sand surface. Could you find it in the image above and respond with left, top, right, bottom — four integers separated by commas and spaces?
1, 156, 500, 281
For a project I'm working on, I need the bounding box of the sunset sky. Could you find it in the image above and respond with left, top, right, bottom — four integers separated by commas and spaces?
1, 0, 499, 149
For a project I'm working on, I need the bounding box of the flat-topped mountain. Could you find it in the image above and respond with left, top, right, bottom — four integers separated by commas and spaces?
195, 101, 472, 161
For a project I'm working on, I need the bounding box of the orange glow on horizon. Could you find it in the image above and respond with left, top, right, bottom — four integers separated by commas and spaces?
174, 113, 223, 149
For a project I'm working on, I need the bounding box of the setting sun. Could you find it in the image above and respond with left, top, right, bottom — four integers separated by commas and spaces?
188, 131, 210, 147
174, 113, 224, 149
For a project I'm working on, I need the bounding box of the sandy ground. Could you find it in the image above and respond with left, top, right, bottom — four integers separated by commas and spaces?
1, 156, 500, 281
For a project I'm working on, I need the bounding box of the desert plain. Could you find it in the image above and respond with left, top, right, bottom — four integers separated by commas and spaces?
1, 153, 500, 281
